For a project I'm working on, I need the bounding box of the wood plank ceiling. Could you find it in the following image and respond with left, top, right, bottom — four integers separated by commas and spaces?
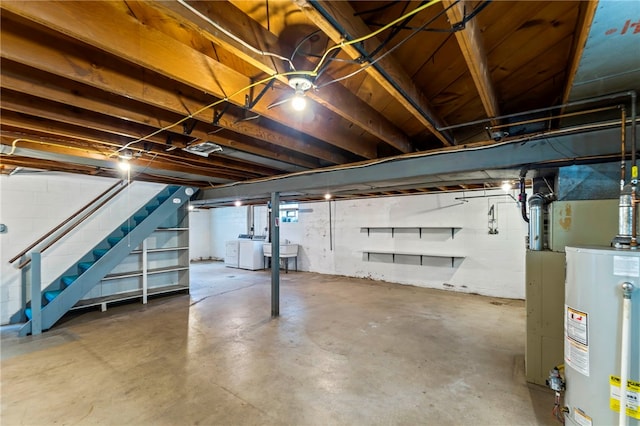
0, 0, 594, 198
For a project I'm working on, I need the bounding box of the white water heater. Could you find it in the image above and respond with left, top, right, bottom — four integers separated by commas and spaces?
564, 247, 639, 425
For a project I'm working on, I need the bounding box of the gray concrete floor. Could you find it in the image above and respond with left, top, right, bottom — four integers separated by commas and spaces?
1, 261, 555, 425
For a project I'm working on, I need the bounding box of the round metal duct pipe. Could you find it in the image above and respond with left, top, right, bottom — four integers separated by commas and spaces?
528, 194, 545, 250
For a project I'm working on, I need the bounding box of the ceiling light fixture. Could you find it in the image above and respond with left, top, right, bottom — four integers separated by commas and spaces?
118, 160, 130, 171
234, 200, 242, 207
324, 193, 332, 200
288, 75, 313, 112
501, 181, 512, 192
183, 141, 223, 157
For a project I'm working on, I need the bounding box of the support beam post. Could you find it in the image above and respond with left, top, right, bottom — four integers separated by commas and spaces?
270, 192, 280, 317
31, 252, 42, 335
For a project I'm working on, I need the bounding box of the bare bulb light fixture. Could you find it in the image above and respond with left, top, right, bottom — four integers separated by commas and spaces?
501, 181, 512, 192
288, 75, 312, 112
118, 160, 131, 171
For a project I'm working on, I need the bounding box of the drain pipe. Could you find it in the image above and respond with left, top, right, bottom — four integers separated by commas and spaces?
519, 169, 529, 223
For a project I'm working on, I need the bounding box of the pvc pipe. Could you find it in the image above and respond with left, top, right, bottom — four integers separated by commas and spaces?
619, 282, 634, 426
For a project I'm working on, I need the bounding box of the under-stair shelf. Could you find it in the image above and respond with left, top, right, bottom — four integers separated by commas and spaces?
362, 249, 465, 267
102, 265, 190, 280
361, 226, 462, 238
72, 284, 189, 310
130, 246, 189, 255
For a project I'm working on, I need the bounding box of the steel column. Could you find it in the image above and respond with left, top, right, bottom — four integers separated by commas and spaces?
270, 192, 280, 317
31, 252, 42, 335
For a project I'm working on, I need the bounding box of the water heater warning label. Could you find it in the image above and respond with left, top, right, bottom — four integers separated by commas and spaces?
613, 255, 640, 277
609, 376, 640, 420
565, 305, 589, 376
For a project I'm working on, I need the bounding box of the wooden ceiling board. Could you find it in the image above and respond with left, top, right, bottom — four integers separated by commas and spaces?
477, 1, 551, 53
487, 2, 579, 79
495, 36, 575, 112
412, 34, 467, 100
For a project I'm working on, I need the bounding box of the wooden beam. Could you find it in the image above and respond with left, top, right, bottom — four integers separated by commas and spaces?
443, 0, 500, 120
0, 114, 265, 181
147, 0, 413, 154
0, 35, 326, 169
562, 0, 599, 103
0, 87, 296, 176
1, 1, 377, 159
0, 132, 253, 182
296, 0, 452, 146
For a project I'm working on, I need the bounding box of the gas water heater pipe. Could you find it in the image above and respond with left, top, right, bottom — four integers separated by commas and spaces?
618, 282, 635, 426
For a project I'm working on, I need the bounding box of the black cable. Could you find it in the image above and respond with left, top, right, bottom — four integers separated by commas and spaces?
315, 0, 490, 89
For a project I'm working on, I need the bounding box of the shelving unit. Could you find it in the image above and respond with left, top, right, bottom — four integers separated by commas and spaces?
361, 250, 465, 267
360, 226, 462, 239
77, 206, 190, 311
361, 225, 464, 267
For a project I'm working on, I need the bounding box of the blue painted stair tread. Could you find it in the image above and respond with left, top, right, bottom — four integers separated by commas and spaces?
61, 275, 79, 286
121, 225, 135, 234
25, 307, 32, 320
134, 214, 147, 223
44, 290, 62, 302
108, 236, 123, 246
156, 195, 170, 203
145, 204, 158, 213
78, 261, 95, 272
93, 249, 109, 259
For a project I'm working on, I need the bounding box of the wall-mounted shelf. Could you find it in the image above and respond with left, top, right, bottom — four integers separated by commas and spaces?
361, 226, 462, 239
362, 250, 465, 267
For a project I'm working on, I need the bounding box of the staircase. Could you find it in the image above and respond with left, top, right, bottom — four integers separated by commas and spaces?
19, 185, 193, 336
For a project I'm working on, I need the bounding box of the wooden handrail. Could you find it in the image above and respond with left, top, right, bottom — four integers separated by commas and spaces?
9, 180, 127, 265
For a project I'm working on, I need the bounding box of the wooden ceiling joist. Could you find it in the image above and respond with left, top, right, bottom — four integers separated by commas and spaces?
296, 0, 452, 146
0, 38, 327, 169
0, 1, 379, 159
443, 0, 500, 121
150, 0, 413, 154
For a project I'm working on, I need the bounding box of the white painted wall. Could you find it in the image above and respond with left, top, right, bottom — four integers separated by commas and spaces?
279, 189, 528, 299
201, 189, 528, 299
188, 209, 212, 260
0, 173, 165, 325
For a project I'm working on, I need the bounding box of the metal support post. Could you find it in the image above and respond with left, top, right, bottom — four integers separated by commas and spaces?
31, 252, 42, 335
271, 192, 280, 317
142, 238, 148, 304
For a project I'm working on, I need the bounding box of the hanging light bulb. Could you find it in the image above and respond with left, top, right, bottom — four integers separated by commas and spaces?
118, 160, 130, 171
501, 181, 512, 192
324, 193, 332, 200
291, 89, 307, 111
288, 75, 312, 112
234, 200, 242, 207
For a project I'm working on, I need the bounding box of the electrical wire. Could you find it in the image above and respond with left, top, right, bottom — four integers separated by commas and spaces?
317, 0, 457, 89
10, 0, 446, 161
1, 138, 110, 157
177, 0, 295, 71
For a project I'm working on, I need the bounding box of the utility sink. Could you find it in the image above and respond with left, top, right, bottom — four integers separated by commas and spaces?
263, 243, 298, 257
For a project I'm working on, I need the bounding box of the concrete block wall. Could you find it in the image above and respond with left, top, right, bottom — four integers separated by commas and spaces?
0, 173, 165, 325
202, 189, 528, 299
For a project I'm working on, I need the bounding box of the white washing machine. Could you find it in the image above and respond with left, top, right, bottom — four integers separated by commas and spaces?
238, 240, 264, 270
224, 240, 239, 268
